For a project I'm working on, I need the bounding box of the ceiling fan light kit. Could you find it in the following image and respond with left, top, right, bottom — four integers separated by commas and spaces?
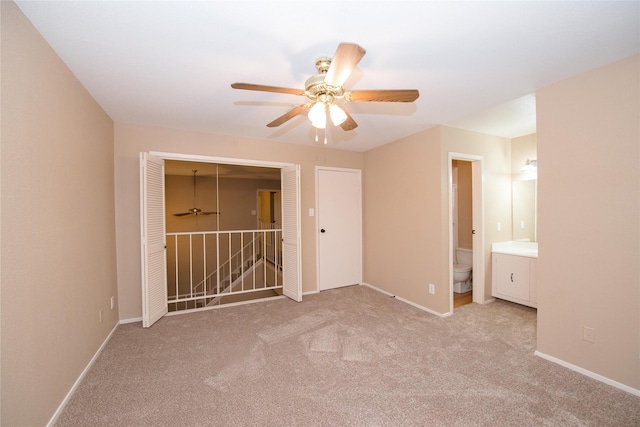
231, 42, 419, 136
308, 101, 327, 128
329, 104, 347, 126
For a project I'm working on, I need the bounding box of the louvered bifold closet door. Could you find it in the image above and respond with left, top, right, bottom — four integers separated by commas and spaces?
281, 164, 302, 302
140, 152, 168, 327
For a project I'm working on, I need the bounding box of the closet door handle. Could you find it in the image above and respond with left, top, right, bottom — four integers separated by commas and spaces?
510, 273, 514, 282
320, 229, 326, 233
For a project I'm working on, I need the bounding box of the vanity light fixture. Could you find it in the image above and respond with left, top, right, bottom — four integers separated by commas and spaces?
521, 158, 537, 173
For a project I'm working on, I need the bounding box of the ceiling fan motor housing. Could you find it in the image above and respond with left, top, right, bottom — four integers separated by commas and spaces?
305, 57, 344, 101
305, 78, 344, 102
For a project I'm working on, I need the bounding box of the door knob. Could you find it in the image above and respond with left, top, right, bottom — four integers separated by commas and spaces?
320, 229, 326, 233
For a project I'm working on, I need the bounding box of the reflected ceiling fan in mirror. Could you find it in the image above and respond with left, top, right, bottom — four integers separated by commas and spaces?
231, 42, 419, 141
174, 170, 219, 217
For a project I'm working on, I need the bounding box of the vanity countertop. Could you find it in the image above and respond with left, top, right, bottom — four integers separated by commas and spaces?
491, 241, 538, 258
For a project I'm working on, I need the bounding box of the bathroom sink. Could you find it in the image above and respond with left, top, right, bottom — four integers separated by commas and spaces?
491, 241, 538, 258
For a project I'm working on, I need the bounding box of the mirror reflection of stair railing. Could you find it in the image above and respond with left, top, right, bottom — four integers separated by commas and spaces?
166, 228, 283, 312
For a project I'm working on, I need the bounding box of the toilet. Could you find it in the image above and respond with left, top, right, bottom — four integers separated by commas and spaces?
453, 247, 472, 293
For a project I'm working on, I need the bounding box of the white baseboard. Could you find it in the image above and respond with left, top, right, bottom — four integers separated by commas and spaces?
534, 350, 640, 397
362, 282, 450, 318
46, 322, 119, 427
119, 316, 143, 324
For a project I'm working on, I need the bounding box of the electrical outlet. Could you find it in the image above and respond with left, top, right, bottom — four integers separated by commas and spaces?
429, 284, 435, 294
99, 309, 103, 323
583, 326, 595, 343
110, 296, 115, 310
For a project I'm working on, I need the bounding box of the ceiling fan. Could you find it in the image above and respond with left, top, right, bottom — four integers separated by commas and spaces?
231, 42, 419, 133
173, 170, 219, 217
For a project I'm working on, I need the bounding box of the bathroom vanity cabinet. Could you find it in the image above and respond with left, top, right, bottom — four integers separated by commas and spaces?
491, 242, 538, 308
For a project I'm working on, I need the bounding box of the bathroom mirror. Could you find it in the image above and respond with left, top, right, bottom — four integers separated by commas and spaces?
512, 179, 537, 242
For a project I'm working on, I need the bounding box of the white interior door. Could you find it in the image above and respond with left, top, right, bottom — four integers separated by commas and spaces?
317, 168, 362, 291
140, 152, 168, 327
471, 159, 484, 304
281, 165, 302, 302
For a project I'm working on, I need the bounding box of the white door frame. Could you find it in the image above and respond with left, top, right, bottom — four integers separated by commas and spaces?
315, 166, 363, 292
448, 153, 485, 313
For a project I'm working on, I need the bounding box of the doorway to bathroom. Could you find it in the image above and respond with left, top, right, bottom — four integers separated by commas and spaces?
452, 160, 473, 307
257, 189, 281, 230
448, 153, 484, 312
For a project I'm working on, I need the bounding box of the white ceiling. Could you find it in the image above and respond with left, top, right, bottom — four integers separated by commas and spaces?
15, 1, 639, 152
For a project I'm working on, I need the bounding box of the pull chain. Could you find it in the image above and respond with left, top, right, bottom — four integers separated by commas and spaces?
314, 127, 328, 145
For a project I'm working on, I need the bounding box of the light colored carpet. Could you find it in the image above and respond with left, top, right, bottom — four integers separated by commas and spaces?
55, 285, 639, 426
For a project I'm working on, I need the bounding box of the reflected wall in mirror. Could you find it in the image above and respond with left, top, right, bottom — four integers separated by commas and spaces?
512, 180, 537, 242
511, 133, 537, 242
164, 160, 281, 233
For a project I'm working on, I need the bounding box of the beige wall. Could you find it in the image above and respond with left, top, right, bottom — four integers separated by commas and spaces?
363, 127, 443, 307
0, 2, 117, 425
536, 55, 639, 389
114, 122, 364, 320
363, 125, 511, 314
